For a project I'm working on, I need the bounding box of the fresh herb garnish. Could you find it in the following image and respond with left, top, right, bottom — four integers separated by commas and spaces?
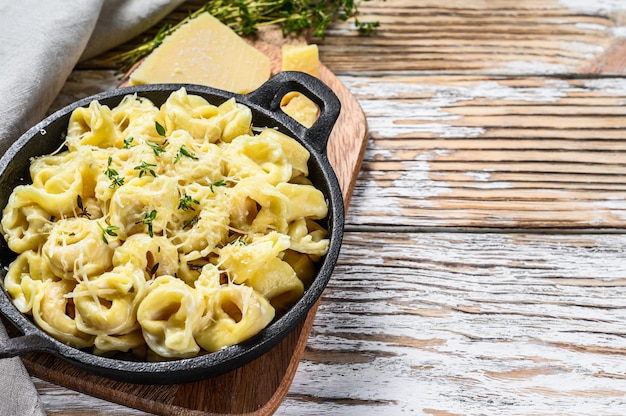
105, 157, 125, 188
209, 179, 226, 193
146, 140, 167, 156
231, 236, 248, 246
183, 215, 199, 229
123, 137, 134, 149
155, 121, 167, 137
178, 194, 200, 211
134, 161, 157, 178
100, 224, 120, 244
139, 210, 158, 237
77, 195, 90, 218
173, 145, 198, 164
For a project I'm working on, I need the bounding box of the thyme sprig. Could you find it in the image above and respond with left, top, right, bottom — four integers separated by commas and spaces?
178, 194, 200, 211
155, 121, 167, 137
209, 179, 227, 193
174, 145, 198, 164
106, 0, 380, 73
76, 195, 90, 218
134, 161, 158, 178
123, 137, 134, 149
140, 210, 158, 237
105, 157, 125, 188
183, 215, 199, 229
100, 224, 120, 244
146, 140, 168, 156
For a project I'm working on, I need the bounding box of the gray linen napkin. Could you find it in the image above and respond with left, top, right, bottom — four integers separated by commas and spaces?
0, 1, 185, 414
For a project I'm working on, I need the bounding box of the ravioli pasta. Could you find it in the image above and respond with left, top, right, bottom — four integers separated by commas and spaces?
0, 88, 330, 359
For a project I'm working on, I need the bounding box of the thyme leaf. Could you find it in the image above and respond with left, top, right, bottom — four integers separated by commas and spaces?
178, 194, 200, 211
134, 161, 158, 178
105, 157, 125, 188
231, 236, 248, 246
209, 179, 227, 193
105, 0, 380, 73
183, 215, 199, 229
100, 224, 120, 244
146, 140, 168, 156
76, 195, 90, 218
139, 209, 158, 237
155, 121, 167, 137
173, 145, 199, 164
123, 137, 134, 149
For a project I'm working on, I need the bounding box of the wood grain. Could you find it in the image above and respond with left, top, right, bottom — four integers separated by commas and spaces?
341, 74, 626, 229
317, 0, 626, 76
32, 0, 626, 414
283, 231, 626, 415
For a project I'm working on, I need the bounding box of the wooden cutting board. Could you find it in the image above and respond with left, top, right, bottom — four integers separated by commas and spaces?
9, 26, 368, 416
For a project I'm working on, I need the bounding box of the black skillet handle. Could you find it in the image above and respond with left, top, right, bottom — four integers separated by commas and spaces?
0, 333, 57, 358
242, 71, 342, 155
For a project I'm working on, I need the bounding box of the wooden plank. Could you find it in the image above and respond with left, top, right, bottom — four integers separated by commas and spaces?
316, 0, 626, 76
339, 74, 626, 229
87, 0, 626, 77
283, 231, 626, 415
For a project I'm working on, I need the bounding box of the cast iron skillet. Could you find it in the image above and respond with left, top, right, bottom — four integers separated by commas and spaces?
0, 71, 344, 384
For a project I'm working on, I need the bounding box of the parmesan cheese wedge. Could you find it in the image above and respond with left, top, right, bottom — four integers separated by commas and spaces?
281, 44, 320, 78
280, 44, 321, 127
280, 91, 319, 128
129, 13, 271, 94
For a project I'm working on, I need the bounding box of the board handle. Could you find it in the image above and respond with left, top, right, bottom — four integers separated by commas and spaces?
243, 71, 342, 155
0, 333, 57, 358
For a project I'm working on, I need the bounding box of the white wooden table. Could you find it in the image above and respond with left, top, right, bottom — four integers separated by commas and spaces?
34, 1, 626, 414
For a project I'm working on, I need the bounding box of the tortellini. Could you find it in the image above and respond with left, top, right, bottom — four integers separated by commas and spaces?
0, 87, 330, 359
194, 283, 275, 352
137, 276, 204, 358
42, 217, 115, 280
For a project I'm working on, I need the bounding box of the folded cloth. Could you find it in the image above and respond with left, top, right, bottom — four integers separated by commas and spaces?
0, 0, 186, 154
0, 1, 186, 414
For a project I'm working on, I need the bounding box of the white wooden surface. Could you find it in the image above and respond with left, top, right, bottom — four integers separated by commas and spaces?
32, 0, 626, 414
